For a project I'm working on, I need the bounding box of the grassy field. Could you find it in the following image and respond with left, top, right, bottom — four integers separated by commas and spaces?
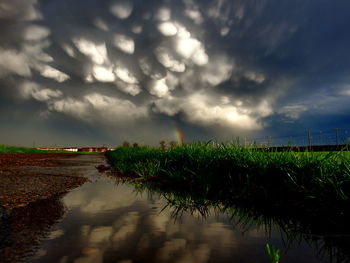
106, 143, 350, 204
0, 144, 74, 154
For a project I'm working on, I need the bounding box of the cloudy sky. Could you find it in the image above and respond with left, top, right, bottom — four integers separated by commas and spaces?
1, 0, 350, 147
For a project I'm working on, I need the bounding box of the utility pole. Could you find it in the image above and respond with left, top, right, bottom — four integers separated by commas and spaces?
267, 136, 272, 147
335, 128, 340, 146
307, 130, 312, 150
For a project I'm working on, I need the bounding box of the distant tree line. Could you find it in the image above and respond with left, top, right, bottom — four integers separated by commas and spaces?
121, 140, 178, 150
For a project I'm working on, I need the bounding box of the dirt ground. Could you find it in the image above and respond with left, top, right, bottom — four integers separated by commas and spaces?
0, 153, 100, 210
0, 153, 106, 263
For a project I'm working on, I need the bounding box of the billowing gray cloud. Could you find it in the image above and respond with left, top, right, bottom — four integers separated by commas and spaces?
1, 0, 350, 146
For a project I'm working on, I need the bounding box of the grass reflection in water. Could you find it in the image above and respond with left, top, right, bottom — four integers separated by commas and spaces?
111, 174, 350, 263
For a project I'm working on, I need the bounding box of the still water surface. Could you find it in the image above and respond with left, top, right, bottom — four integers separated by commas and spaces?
28, 165, 328, 263
1, 155, 338, 263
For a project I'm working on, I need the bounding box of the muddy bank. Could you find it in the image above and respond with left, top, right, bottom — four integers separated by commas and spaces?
0, 153, 104, 210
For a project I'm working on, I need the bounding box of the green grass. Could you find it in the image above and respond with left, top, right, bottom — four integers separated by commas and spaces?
266, 243, 281, 263
107, 144, 350, 263
106, 143, 350, 204
0, 144, 76, 154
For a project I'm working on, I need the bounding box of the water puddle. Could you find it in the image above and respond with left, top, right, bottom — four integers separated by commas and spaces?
1, 155, 347, 263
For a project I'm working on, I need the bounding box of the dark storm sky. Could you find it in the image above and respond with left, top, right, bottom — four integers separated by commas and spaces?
0, 0, 350, 146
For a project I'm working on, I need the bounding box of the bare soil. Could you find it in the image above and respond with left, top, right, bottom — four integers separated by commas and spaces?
0, 153, 104, 263
0, 153, 96, 210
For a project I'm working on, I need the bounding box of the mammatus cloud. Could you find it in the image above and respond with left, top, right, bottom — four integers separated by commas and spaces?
153, 93, 272, 129
1, 0, 350, 145
109, 0, 133, 20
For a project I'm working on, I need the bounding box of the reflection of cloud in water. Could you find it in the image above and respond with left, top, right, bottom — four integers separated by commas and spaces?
46, 229, 65, 240
156, 238, 187, 261
89, 226, 113, 245
33, 175, 330, 263
57, 180, 245, 262
63, 182, 145, 213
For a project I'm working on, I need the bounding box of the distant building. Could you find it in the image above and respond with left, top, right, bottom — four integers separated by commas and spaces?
37, 147, 109, 152
62, 147, 78, 152
78, 147, 109, 153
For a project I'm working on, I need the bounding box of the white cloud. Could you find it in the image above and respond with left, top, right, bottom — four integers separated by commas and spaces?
61, 44, 75, 57
220, 96, 230, 104
131, 25, 143, 34
85, 93, 147, 120
191, 49, 209, 66
157, 22, 178, 36
207, 0, 232, 26
22, 39, 53, 63
85, 73, 94, 83
279, 104, 309, 119
113, 34, 135, 54
93, 18, 109, 31
338, 85, 350, 96
342, 90, 350, 96
115, 80, 142, 96
21, 81, 62, 102
155, 47, 186, 72
148, 78, 170, 97
49, 98, 88, 119
0, 0, 42, 21
92, 65, 115, 82
110, 0, 133, 19
184, 93, 261, 129
32, 88, 63, 102
175, 24, 191, 39
0, 48, 31, 77
253, 99, 272, 117
154, 93, 272, 130
37, 64, 70, 82
220, 27, 230, 36
23, 25, 50, 41
73, 38, 108, 65
155, 7, 171, 21
244, 71, 265, 83
114, 66, 139, 84
153, 95, 181, 116
139, 57, 166, 80
184, 9, 203, 24
175, 37, 208, 66
199, 56, 233, 85
176, 38, 200, 58
165, 72, 179, 90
